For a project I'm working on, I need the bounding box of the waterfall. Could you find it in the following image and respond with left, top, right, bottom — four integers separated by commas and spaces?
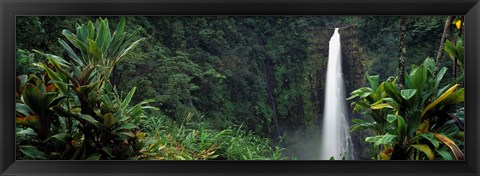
320, 28, 354, 160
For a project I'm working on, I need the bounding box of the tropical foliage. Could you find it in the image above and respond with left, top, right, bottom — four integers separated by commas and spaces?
16, 17, 286, 160
16, 16, 463, 160
348, 58, 464, 160
16, 17, 152, 160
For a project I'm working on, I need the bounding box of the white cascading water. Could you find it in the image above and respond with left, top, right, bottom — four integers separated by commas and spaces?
320, 28, 354, 160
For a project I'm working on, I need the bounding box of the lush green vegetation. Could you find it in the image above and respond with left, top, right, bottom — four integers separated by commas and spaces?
15, 16, 463, 160
348, 58, 464, 160
348, 17, 465, 160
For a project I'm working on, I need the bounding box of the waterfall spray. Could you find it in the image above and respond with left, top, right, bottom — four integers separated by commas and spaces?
320, 28, 354, 160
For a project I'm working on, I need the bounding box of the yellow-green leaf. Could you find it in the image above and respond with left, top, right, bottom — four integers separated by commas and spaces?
371, 103, 393, 110
411, 144, 434, 160
102, 113, 116, 128
422, 84, 459, 117
416, 120, 430, 135
441, 88, 464, 106
434, 133, 464, 160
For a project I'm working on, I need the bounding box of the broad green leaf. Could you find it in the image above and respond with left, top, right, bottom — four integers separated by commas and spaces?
386, 114, 397, 123
86, 153, 102, 160
109, 17, 126, 55
400, 89, 417, 100
22, 83, 41, 111
366, 134, 397, 150
455, 110, 465, 122
367, 74, 380, 91
411, 144, 434, 160
435, 67, 447, 89
384, 82, 403, 104
352, 101, 370, 112
445, 39, 456, 60
113, 123, 137, 131
16, 128, 37, 136
96, 18, 112, 53
437, 124, 460, 137
117, 38, 144, 60
437, 84, 451, 98
423, 58, 436, 73
87, 39, 103, 61
346, 94, 360, 101
79, 114, 101, 128
120, 87, 136, 111
16, 102, 32, 116
350, 119, 377, 132
102, 113, 116, 128
436, 149, 453, 160
114, 17, 126, 39
125, 105, 143, 119
456, 40, 464, 70
77, 24, 88, 44
62, 29, 88, 59
347, 87, 372, 100
382, 98, 399, 108
33, 50, 70, 68
19, 145, 48, 159
47, 57, 80, 87
87, 21, 95, 39
47, 133, 72, 143
434, 133, 464, 160
440, 88, 464, 106
409, 65, 427, 90
114, 110, 129, 123
58, 38, 83, 67
418, 133, 440, 149
422, 84, 460, 117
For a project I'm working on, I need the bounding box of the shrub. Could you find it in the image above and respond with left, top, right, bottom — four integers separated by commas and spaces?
348, 58, 464, 160
15, 17, 154, 160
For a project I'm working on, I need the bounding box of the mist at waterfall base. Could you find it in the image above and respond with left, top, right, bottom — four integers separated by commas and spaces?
319, 28, 354, 160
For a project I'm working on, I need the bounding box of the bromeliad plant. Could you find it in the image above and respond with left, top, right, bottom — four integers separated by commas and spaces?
56, 17, 143, 81
16, 17, 155, 160
348, 58, 464, 160
16, 74, 64, 141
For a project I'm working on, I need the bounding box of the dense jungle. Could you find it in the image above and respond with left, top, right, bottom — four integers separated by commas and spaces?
15, 16, 464, 160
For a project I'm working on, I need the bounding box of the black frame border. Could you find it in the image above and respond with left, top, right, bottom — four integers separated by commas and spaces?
1, 0, 479, 176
